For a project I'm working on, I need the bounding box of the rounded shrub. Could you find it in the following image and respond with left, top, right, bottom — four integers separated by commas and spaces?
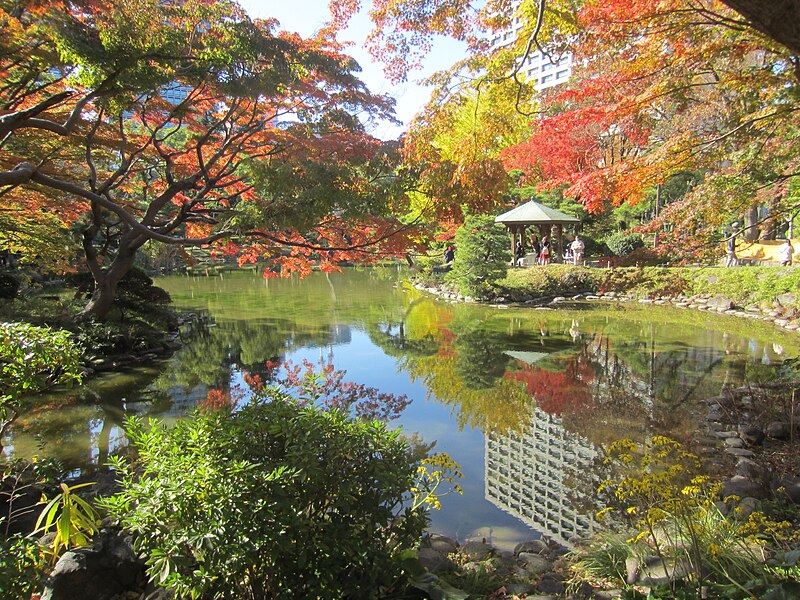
444, 215, 510, 297
604, 232, 644, 256
101, 398, 430, 599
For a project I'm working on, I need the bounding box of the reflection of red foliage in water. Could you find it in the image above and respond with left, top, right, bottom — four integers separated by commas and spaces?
437, 328, 457, 358
505, 359, 595, 417
200, 389, 233, 413
243, 373, 264, 393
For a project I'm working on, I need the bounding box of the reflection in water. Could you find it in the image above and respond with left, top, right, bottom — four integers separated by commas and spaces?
485, 406, 598, 548
5, 269, 799, 546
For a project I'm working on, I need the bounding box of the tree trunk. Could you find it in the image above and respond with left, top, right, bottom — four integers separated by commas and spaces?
720, 1, 800, 57
80, 252, 137, 321
761, 193, 782, 240
743, 208, 760, 241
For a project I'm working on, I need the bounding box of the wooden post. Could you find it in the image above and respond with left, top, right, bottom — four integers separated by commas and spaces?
555, 224, 564, 263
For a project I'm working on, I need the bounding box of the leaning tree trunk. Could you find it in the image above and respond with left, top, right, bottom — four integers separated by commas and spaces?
80, 251, 138, 321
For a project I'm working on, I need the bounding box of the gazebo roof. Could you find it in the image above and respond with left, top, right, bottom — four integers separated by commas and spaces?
494, 200, 580, 226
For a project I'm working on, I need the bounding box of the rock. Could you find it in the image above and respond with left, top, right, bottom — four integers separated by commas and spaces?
714, 501, 730, 516
733, 497, 760, 520
537, 573, 565, 595
707, 297, 735, 311
417, 547, 452, 573
773, 476, 800, 504
41, 530, 145, 600
722, 475, 768, 500
517, 552, 552, 575
505, 582, 537, 596
724, 437, 745, 448
461, 540, 494, 561
777, 293, 797, 307
737, 425, 765, 446
625, 557, 639, 585
593, 591, 625, 599
735, 457, 769, 481
638, 556, 690, 587
514, 539, 549, 556
725, 447, 756, 458
766, 421, 791, 440
427, 534, 458, 554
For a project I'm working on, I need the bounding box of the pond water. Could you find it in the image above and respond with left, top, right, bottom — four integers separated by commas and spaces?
5, 268, 800, 550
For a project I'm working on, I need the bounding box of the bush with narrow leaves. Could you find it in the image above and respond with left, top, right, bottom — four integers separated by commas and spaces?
101, 397, 433, 599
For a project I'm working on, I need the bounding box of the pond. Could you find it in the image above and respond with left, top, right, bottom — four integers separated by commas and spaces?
5, 268, 799, 550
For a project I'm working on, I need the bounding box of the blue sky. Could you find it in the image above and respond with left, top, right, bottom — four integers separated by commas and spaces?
239, 0, 466, 139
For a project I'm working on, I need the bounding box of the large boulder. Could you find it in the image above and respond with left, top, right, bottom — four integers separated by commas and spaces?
41, 529, 145, 600
722, 476, 768, 501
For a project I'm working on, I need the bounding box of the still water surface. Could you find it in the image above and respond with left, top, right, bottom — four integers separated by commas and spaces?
6, 268, 799, 549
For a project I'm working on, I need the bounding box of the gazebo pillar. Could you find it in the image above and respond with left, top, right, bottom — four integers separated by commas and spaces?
555, 224, 564, 263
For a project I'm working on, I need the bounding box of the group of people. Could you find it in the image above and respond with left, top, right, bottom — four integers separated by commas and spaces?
726, 222, 795, 267
515, 235, 585, 267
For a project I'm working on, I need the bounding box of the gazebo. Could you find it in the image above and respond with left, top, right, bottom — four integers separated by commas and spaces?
494, 200, 580, 263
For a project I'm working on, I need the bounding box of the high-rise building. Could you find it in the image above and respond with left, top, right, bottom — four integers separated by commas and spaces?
489, 7, 573, 93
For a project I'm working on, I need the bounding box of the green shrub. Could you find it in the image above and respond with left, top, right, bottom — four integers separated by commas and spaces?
444, 215, 510, 297
101, 399, 434, 599
0, 534, 48, 598
596, 267, 690, 298
604, 232, 644, 256
0, 322, 82, 442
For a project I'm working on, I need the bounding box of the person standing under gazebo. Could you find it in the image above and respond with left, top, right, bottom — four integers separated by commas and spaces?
539, 240, 551, 265
570, 235, 585, 265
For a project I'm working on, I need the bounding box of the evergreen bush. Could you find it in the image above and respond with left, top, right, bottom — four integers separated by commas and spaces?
604, 232, 644, 256
444, 215, 510, 297
101, 398, 433, 599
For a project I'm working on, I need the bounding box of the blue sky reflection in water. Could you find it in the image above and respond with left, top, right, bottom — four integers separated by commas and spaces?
7, 268, 800, 550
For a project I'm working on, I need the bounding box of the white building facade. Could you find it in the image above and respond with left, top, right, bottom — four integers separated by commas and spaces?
490, 6, 573, 93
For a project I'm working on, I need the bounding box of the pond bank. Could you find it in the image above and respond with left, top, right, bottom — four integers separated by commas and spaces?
411, 281, 800, 334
